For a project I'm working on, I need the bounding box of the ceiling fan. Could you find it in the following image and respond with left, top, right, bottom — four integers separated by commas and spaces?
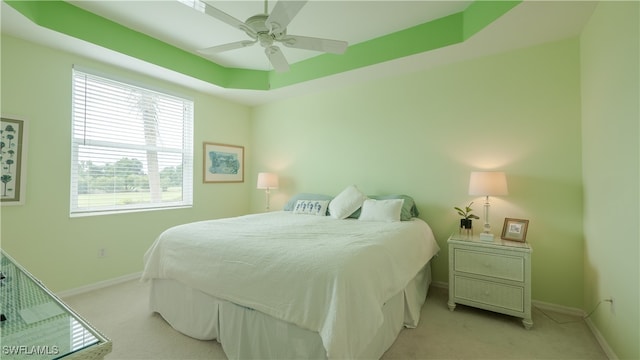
197, 0, 348, 72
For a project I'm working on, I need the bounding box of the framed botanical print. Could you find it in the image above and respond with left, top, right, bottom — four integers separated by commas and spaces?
1, 116, 27, 205
203, 142, 244, 183
501, 218, 529, 242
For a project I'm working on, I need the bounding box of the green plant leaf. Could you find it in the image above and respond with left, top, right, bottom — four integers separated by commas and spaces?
454, 202, 478, 219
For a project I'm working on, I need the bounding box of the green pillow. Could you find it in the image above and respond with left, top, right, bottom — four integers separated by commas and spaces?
349, 194, 419, 221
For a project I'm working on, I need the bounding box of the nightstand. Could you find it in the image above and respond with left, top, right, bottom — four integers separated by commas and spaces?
447, 233, 533, 329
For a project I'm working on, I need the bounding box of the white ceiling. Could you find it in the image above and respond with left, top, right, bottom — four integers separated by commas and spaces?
1, 1, 597, 106
70, 0, 473, 71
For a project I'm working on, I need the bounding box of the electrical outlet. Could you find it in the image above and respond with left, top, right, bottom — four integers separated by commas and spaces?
605, 297, 615, 314
97, 248, 107, 258
609, 297, 615, 314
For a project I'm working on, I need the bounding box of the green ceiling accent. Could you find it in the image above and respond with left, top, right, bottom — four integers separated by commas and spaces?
269, 11, 469, 89
5, 0, 270, 90
463, 0, 522, 40
6, 0, 521, 91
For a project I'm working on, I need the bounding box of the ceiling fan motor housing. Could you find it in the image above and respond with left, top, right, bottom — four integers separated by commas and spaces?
244, 14, 286, 47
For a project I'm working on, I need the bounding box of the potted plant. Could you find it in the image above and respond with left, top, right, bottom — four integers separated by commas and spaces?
454, 202, 480, 230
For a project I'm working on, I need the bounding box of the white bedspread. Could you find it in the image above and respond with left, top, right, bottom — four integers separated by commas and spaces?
141, 211, 439, 359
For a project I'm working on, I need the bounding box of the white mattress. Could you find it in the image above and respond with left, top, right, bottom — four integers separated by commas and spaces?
142, 211, 439, 358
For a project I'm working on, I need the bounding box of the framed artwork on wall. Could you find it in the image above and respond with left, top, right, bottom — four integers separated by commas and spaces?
203, 142, 244, 183
501, 218, 530, 242
1, 116, 27, 205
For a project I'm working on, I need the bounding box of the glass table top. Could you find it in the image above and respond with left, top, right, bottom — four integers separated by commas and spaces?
0, 250, 105, 359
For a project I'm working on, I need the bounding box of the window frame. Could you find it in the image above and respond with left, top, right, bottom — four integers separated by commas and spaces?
70, 67, 194, 217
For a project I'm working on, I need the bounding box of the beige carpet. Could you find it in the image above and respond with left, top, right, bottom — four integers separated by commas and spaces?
63, 280, 607, 359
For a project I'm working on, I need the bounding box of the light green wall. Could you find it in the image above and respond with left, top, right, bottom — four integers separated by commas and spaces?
251, 38, 585, 307
0, 35, 253, 292
3, 4, 638, 358
580, 2, 639, 359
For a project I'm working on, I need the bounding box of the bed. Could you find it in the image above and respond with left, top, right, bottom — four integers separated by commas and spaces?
141, 191, 439, 359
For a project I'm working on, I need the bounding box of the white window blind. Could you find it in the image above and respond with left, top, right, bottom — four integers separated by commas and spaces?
70, 317, 98, 351
70, 68, 193, 216
177, 0, 206, 12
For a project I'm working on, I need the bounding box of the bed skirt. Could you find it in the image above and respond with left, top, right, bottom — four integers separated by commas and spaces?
149, 262, 432, 359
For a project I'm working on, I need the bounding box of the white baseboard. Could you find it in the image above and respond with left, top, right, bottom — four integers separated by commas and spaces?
584, 317, 619, 360
57, 272, 141, 298
439, 282, 616, 359
532, 299, 585, 317
430, 280, 448, 289
532, 299, 617, 359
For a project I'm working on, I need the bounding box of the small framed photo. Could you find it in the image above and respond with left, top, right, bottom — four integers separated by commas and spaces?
203, 142, 244, 183
501, 218, 529, 242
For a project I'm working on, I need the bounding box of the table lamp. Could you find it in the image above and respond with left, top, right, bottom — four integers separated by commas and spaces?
468, 171, 508, 241
257, 172, 279, 211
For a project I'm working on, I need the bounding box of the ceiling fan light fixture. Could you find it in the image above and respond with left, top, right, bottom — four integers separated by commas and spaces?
258, 33, 274, 48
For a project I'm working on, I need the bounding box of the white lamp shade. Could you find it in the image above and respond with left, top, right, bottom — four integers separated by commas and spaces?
468, 171, 508, 196
257, 172, 279, 189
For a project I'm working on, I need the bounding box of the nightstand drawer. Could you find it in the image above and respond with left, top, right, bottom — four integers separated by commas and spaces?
454, 249, 524, 282
454, 276, 524, 312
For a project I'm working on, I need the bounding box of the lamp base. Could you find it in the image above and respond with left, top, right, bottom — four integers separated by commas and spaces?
479, 232, 495, 241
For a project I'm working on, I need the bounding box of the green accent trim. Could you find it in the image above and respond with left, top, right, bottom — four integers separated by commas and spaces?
463, 0, 522, 40
5, 0, 270, 90
6, 0, 521, 91
269, 12, 465, 89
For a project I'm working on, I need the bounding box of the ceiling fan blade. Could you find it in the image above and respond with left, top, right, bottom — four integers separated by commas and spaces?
265, 46, 290, 72
265, 1, 307, 35
280, 35, 348, 54
198, 40, 257, 55
201, 1, 256, 37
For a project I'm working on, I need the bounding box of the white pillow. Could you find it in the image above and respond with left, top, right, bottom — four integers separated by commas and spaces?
358, 198, 404, 222
292, 200, 329, 216
328, 185, 368, 219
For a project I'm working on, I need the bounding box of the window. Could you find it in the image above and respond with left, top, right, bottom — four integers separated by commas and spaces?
70, 68, 193, 216
177, 0, 206, 12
